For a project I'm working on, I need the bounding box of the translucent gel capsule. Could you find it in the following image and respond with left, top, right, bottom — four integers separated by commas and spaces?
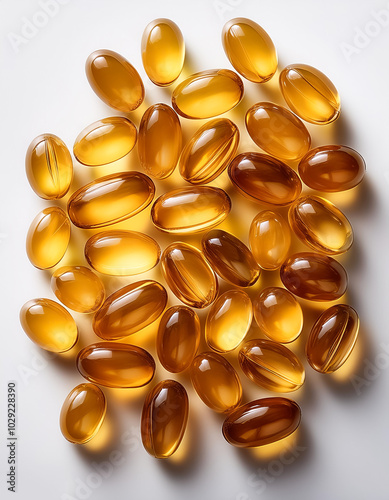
141, 380, 188, 458
26, 207, 71, 269
26, 134, 73, 200
86, 49, 144, 112
93, 280, 167, 340
67, 172, 155, 229
279, 64, 340, 124
206, 290, 252, 352
306, 304, 359, 373
179, 118, 239, 184
172, 69, 244, 119
141, 19, 185, 86
20, 298, 78, 353
151, 186, 231, 234
190, 352, 242, 412
77, 342, 155, 388
85, 230, 160, 276
60, 383, 106, 444
280, 252, 348, 301
161, 243, 218, 308
51, 266, 105, 313
138, 103, 182, 179
157, 306, 200, 373
228, 153, 302, 205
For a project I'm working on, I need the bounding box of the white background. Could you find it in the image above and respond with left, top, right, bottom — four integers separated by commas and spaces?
1, 0, 389, 499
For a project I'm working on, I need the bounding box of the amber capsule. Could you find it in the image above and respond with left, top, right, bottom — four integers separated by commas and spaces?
77, 342, 155, 388
26, 207, 70, 269
280, 252, 348, 301
60, 383, 106, 444
86, 49, 144, 112
172, 69, 244, 119
20, 298, 78, 352
190, 352, 242, 412
67, 172, 155, 229
228, 153, 302, 205
161, 243, 218, 308
157, 306, 200, 373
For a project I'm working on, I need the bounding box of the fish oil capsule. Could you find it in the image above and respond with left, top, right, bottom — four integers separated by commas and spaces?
67, 172, 155, 229
205, 290, 252, 352
245, 102, 311, 161
93, 280, 167, 340
161, 243, 218, 308
190, 352, 242, 412
86, 49, 144, 112
51, 266, 105, 313
151, 186, 231, 234
280, 64, 340, 124
20, 298, 78, 352
26, 207, 70, 269
228, 153, 302, 205
222, 397, 301, 447
141, 19, 185, 86
249, 211, 291, 271
60, 383, 106, 444
280, 252, 348, 301
298, 145, 366, 192
202, 229, 260, 287
306, 304, 359, 373
253, 287, 303, 343
85, 230, 160, 276
26, 134, 73, 200
179, 118, 239, 184
138, 104, 182, 179
172, 69, 244, 119
289, 195, 353, 255
222, 18, 277, 83
77, 342, 155, 388
141, 380, 189, 458
157, 306, 200, 373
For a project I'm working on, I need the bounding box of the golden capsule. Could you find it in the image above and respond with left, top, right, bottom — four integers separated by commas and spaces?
60, 383, 106, 444
179, 118, 239, 184
26, 207, 70, 269
93, 280, 167, 340
20, 298, 78, 353
151, 186, 231, 234
279, 64, 340, 124
228, 152, 302, 205
161, 242, 218, 308
85, 49, 144, 112
25, 134, 73, 200
157, 306, 200, 373
77, 342, 155, 388
306, 304, 359, 373
85, 230, 160, 276
190, 352, 242, 412
172, 69, 244, 119
67, 172, 155, 229
141, 380, 188, 458
51, 266, 105, 313
141, 19, 185, 86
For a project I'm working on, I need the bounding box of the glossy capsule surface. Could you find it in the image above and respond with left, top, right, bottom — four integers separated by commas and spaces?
77, 342, 155, 388
20, 298, 78, 352
172, 69, 244, 119
67, 172, 155, 229
141, 380, 188, 459
26, 134, 73, 200
86, 49, 144, 112
60, 383, 106, 444
306, 304, 359, 373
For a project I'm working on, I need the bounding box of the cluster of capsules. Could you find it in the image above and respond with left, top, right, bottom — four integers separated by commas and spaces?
20, 18, 365, 458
